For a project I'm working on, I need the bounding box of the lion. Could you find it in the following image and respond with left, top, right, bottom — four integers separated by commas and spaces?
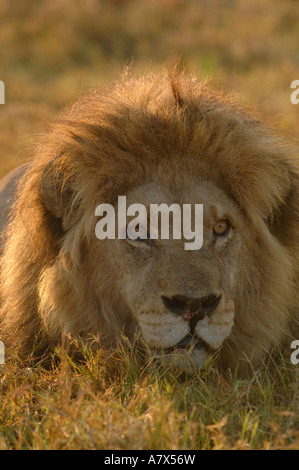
0, 69, 298, 375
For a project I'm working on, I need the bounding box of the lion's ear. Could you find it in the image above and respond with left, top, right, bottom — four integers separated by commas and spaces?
40, 158, 73, 220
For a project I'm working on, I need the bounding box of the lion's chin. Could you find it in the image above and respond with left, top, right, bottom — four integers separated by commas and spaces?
151, 337, 212, 373
159, 348, 210, 373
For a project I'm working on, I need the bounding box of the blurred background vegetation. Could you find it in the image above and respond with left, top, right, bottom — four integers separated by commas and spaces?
0, 0, 298, 177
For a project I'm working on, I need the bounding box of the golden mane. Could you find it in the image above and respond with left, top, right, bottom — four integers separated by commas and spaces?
0, 69, 298, 373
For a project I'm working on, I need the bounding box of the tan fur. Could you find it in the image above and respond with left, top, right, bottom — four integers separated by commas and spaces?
0, 164, 28, 237
0, 69, 298, 374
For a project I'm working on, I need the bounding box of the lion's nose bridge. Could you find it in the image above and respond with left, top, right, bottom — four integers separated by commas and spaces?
161, 249, 220, 301
174, 266, 215, 299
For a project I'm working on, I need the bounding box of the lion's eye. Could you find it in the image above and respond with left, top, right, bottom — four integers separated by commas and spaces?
127, 235, 154, 248
133, 236, 154, 247
213, 219, 230, 236
126, 225, 154, 248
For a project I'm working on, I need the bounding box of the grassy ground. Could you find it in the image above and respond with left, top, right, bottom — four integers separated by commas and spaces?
0, 341, 298, 450
0, 0, 298, 450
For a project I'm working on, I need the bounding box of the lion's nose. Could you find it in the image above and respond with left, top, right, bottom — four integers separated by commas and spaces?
161, 294, 221, 321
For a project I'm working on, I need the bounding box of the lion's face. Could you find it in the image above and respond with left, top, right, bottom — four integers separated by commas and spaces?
1, 72, 297, 373
105, 179, 245, 370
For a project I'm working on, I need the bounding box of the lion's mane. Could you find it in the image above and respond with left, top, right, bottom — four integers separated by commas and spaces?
0, 70, 298, 372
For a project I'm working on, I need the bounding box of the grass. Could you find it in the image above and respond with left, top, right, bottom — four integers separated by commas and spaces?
0, 340, 298, 450
0, 0, 298, 450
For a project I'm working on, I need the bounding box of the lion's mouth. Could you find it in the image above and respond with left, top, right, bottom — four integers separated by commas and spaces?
162, 333, 215, 355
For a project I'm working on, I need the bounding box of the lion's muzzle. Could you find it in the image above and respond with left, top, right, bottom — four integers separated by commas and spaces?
161, 293, 221, 323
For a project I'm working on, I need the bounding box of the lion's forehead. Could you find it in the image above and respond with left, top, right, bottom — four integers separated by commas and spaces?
122, 179, 242, 220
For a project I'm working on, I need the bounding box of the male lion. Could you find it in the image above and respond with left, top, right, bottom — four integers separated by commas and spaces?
0, 70, 298, 374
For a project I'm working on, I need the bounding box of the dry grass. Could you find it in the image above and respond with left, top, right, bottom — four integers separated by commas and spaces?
0, 0, 298, 450
0, 339, 298, 450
